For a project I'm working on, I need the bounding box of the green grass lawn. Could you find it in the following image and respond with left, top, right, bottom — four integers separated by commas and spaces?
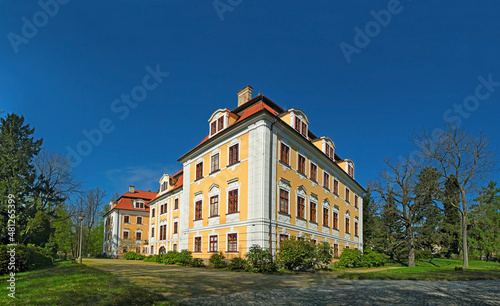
0, 261, 173, 305
338, 258, 500, 280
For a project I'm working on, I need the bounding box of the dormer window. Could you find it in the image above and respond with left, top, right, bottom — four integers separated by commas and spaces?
161, 181, 168, 192
320, 137, 335, 161
135, 200, 145, 209
208, 109, 230, 137
326, 144, 334, 159
344, 160, 355, 179
294, 117, 308, 137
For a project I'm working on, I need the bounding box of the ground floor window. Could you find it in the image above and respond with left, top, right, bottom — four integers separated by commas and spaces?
209, 235, 218, 252
194, 237, 201, 252
227, 233, 237, 252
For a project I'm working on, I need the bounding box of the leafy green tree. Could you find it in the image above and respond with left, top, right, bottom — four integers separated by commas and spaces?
362, 189, 378, 249
0, 113, 43, 244
440, 175, 461, 258
468, 181, 500, 261
413, 167, 442, 253
23, 211, 53, 246
379, 193, 405, 260
50, 205, 76, 256
413, 125, 495, 268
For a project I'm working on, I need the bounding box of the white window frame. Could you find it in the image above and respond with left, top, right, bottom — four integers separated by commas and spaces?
277, 179, 292, 215
323, 170, 330, 190
279, 140, 291, 165
194, 192, 204, 221
296, 152, 307, 176
227, 138, 241, 166
226, 179, 241, 214
309, 161, 318, 182
210, 149, 221, 173
226, 230, 239, 253
209, 233, 219, 253
193, 234, 202, 253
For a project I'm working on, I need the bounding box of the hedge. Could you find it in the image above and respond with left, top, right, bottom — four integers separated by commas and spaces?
0, 244, 54, 275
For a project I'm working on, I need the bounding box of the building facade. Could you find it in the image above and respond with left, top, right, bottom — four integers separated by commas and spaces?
103, 186, 156, 257
145, 86, 365, 258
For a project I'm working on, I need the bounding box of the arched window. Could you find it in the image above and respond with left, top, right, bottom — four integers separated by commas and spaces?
159, 246, 166, 254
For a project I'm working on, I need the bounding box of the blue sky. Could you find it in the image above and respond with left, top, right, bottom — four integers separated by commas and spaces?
1, 0, 499, 201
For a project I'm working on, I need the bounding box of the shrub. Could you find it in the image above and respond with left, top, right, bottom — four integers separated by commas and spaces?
361, 249, 386, 267
190, 257, 205, 267
228, 257, 248, 271
246, 245, 276, 273
161, 251, 178, 265
334, 248, 363, 268
315, 242, 334, 268
334, 248, 386, 269
124, 252, 144, 260
209, 252, 227, 268
175, 250, 193, 266
276, 238, 316, 271
143, 255, 156, 262
0, 244, 53, 275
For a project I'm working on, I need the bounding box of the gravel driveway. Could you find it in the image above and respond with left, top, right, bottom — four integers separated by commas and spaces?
85, 259, 500, 305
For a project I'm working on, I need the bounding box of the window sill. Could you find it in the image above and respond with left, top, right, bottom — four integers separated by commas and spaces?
323, 225, 330, 228
228, 161, 240, 167
279, 211, 290, 216
279, 160, 290, 167
226, 251, 239, 253
194, 218, 203, 221
209, 215, 220, 218
194, 177, 204, 182
210, 169, 220, 175
227, 211, 239, 215
309, 221, 318, 225
297, 217, 306, 220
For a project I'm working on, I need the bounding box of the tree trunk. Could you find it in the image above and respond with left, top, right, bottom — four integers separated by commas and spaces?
407, 225, 415, 267
461, 211, 468, 269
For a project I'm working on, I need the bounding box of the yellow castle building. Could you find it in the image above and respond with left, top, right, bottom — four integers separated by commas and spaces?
104, 86, 364, 258
145, 86, 365, 259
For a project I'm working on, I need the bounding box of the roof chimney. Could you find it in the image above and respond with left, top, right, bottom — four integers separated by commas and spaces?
237, 85, 253, 107
129, 185, 135, 193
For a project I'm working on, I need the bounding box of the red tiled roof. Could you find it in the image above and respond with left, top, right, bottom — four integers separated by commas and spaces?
109, 189, 156, 212
171, 174, 183, 190
113, 198, 150, 211
121, 190, 157, 200
234, 101, 279, 124
172, 169, 183, 178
